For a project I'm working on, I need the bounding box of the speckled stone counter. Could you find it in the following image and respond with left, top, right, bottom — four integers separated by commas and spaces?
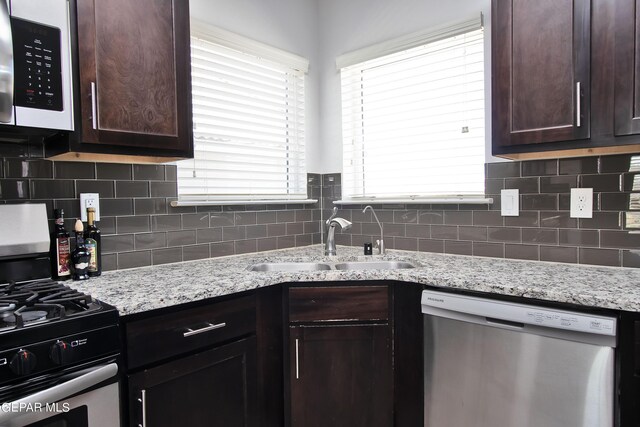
71, 245, 640, 316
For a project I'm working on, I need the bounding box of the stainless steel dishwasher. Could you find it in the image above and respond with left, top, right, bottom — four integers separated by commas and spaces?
421, 290, 617, 427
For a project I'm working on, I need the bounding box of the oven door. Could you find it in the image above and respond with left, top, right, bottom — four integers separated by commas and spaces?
0, 363, 119, 427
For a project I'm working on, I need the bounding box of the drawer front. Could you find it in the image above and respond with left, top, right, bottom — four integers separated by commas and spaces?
289, 286, 389, 323
126, 295, 256, 369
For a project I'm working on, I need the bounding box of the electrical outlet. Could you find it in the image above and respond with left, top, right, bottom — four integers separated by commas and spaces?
80, 193, 100, 221
570, 188, 593, 218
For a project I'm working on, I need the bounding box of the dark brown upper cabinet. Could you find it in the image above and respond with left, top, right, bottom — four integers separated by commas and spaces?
45, 0, 193, 163
492, 0, 590, 150
615, 0, 640, 136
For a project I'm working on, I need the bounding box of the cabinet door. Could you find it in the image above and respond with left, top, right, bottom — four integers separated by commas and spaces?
76, 0, 192, 153
492, 0, 590, 148
128, 337, 257, 427
615, 0, 640, 136
289, 324, 392, 427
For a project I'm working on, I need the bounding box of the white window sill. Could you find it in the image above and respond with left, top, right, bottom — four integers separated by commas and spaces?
170, 199, 318, 207
333, 197, 493, 205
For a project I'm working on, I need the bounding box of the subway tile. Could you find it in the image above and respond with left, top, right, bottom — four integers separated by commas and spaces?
558, 229, 599, 247
540, 211, 578, 228
521, 194, 557, 211
182, 213, 210, 229
235, 239, 257, 254
277, 210, 296, 223
444, 211, 473, 225
505, 211, 539, 227
183, 244, 210, 261
135, 233, 167, 250
267, 223, 286, 237
445, 240, 472, 256
419, 239, 444, 253
505, 244, 539, 261
295, 234, 313, 247
102, 234, 135, 253
323, 173, 341, 186
101, 253, 117, 272
117, 216, 150, 233
522, 228, 557, 244
406, 224, 430, 239
303, 221, 321, 234
235, 212, 257, 225
540, 176, 577, 193
522, 159, 558, 176
394, 237, 418, 251
55, 162, 95, 179
622, 250, 640, 268
473, 242, 504, 258
133, 164, 165, 181
115, 181, 149, 198
96, 163, 132, 180
504, 177, 539, 194
76, 180, 114, 198
1, 179, 30, 199
296, 210, 312, 222
152, 215, 182, 231
53, 199, 80, 220
485, 178, 505, 195
4, 159, 53, 178
381, 223, 404, 237
210, 241, 235, 257
394, 210, 417, 224
246, 224, 268, 239
135, 198, 168, 215
0, 159, 3, 177
458, 204, 489, 211
473, 211, 503, 226
334, 233, 351, 246
487, 227, 521, 243
286, 222, 303, 235
257, 211, 277, 224
622, 173, 640, 191
418, 210, 444, 225
165, 165, 177, 182
210, 212, 235, 227
579, 248, 620, 267
167, 230, 197, 246
257, 238, 278, 252
170, 204, 196, 214
600, 193, 630, 211
599, 155, 634, 173
117, 250, 151, 269
487, 162, 520, 178
431, 225, 457, 239
540, 246, 578, 264
150, 182, 177, 197
581, 174, 621, 192
222, 226, 246, 241
98, 217, 116, 235
32, 179, 74, 199
152, 247, 182, 265
350, 209, 371, 223
196, 228, 222, 244
196, 205, 223, 213
579, 212, 621, 230
558, 194, 571, 211
277, 235, 296, 249
601, 230, 640, 249
559, 157, 598, 175
458, 226, 487, 241
101, 198, 133, 216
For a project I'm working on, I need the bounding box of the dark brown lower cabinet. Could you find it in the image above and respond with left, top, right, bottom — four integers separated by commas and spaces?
289, 324, 392, 427
127, 337, 257, 427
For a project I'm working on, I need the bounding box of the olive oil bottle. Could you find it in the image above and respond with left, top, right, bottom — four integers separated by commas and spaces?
84, 207, 101, 277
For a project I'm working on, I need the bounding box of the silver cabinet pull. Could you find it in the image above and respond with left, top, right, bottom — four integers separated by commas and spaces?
295, 338, 300, 379
0, 0, 13, 124
183, 322, 226, 337
138, 389, 147, 427
90, 81, 97, 129
576, 82, 581, 128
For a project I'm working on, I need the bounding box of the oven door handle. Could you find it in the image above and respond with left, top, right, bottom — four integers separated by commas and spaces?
0, 363, 118, 424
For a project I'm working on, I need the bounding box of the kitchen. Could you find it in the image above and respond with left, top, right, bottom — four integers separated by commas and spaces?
0, 0, 639, 426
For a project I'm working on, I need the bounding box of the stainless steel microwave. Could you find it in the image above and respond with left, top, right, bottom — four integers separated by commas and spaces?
0, 0, 73, 131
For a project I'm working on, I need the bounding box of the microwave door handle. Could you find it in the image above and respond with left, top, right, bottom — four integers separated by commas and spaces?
0, 363, 118, 424
0, 0, 13, 124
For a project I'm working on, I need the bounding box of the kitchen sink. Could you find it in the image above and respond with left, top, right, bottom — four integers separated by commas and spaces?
333, 261, 416, 270
247, 262, 332, 272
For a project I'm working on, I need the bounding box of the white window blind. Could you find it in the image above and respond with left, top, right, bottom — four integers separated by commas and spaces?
340, 23, 485, 200
176, 26, 307, 203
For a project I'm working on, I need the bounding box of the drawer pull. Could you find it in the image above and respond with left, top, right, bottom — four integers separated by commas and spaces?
295, 338, 300, 379
138, 389, 147, 427
90, 82, 97, 129
576, 81, 581, 128
183, 322, 226, 337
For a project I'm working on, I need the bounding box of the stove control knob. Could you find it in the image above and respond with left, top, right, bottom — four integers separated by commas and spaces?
50, 341, 71, 365
10, 349, 37, 375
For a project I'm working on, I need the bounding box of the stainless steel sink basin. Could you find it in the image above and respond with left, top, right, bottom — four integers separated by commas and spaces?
333, 261, 416, 270
247, 262, 332, 272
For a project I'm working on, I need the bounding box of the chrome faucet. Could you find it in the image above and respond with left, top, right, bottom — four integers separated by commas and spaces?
325, 207, 352, 256
363, 205, 384, 255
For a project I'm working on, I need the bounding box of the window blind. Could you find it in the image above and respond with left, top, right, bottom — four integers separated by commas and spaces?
176, 28, 307, 202
340, 25, 485, 200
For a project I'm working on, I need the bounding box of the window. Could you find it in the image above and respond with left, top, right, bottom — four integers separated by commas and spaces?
339, 18, 485, 201
176, 24, 308, 204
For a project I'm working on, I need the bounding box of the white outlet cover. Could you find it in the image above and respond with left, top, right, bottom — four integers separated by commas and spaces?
570, 188, 593, 219
80, 193, 100, 221
501, 189, 519, 217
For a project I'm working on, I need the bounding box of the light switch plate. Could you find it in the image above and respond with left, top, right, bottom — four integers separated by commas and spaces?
501, 189, 519, 217
80, 193, 100, 222
570, 188, 593, 218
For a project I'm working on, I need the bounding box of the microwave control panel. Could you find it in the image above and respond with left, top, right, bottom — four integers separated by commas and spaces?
11, 18, 63, 111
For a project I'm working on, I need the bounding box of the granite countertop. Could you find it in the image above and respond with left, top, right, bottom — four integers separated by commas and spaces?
72, 245, 640, 316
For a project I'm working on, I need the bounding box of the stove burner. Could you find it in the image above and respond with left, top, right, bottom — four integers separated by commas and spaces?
3, 310, 47, 325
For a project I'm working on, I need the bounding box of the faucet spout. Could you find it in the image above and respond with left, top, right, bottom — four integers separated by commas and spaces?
325, 211, 352, 256
363, 205, 385, 255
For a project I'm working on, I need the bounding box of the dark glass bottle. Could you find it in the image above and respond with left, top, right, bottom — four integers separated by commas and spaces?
51, 209, 71, 280
71, 219, 90, 281
84, 207, 101, 277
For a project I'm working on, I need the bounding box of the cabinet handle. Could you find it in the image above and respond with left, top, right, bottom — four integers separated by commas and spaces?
295, 338, 300, 379
90, 82, 97, 129
138, 389, 147, 427
183, 322, 226, 337
576, 81, 581, 128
